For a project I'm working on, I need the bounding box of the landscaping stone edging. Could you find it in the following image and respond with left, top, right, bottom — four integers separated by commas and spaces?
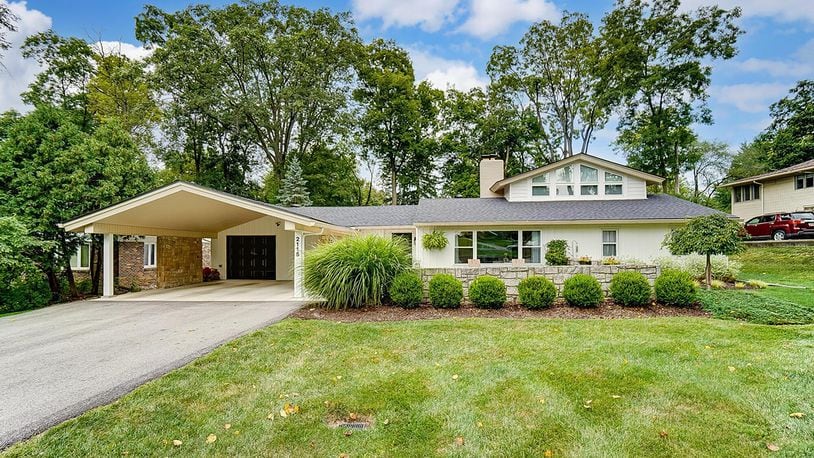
421, 265, 660, 301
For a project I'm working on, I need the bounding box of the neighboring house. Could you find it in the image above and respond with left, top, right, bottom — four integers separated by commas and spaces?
721, 159, 814, 221
61, 153, 721, 298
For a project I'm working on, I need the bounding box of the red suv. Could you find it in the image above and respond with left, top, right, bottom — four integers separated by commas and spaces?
744, 212, 814, 240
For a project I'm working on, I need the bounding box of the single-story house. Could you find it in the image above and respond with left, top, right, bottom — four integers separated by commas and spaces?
720, 159, 814, 221
61, 153, 722, 298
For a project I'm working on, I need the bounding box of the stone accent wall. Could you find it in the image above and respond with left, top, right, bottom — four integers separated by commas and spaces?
157, 236, 202, 288
117, 241, 157, 289
421, 265, 660, 302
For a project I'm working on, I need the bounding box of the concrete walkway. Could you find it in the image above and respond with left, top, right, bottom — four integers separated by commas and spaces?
0, 299, 303, 448
107, 280, 297, 302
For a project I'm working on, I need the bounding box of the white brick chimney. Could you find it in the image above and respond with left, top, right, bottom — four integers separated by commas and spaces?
479, 155, 504, 198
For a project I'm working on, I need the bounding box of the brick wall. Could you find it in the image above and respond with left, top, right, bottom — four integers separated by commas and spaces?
421, 265, 660, 302
117, 241, 157, 289
157, 236, 202, 288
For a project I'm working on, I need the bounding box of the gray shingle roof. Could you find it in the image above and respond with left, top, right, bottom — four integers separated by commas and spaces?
281, 194, 724, 227
723, 159, 814, 187
281, 204, 418, 227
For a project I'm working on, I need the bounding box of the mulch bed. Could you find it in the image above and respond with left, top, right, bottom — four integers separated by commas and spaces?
292, 300, 710, 322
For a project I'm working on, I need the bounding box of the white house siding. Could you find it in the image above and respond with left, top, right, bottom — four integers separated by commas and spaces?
356, 227, 417, 262
211, 216, 295, 280
731, 176, 814, 221
415, 223, 676, 268
505, 160, 647, 202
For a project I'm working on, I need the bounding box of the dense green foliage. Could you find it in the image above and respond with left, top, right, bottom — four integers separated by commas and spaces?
544, 240, 568, 265
756, 80, 814, 169
428, 273, 463, 309
655, 254, 741, 282
698, 290, 814, 325
517, 276, 557, 309
389, 271, 423, 309
467, 275, 507, 309
609, 271, 652, 306
302, 235, 410, 309
664, 214, 744, 286
421, 230, 448, 250
0, 216, 52, 312
654, 270, 697, 307
562, 274, 603, 308
277, 156, 312, 207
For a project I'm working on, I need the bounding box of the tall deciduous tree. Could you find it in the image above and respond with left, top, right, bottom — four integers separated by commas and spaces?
136, 1, 362, 180
354, 39, 442, 205
685, 140, 732, 202
0, 2, 18, 60
601, 0, 742, 193
488, 12, 610, 161
756, 80, 814, 170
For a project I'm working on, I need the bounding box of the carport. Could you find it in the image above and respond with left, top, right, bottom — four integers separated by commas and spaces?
60, 182, 351, 299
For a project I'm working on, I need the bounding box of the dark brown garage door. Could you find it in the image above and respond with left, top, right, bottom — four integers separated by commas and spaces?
227, 236, 276, 280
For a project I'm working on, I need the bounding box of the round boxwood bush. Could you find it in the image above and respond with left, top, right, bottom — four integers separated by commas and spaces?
428, 273, 463, 309
303, 234, 411, 309
609, 271, 652, 306
389, 271, 423, 308
562, 274, 603, 308
468, 275, 506, 309
517, 276, 557, 309
654, 269, 697, 307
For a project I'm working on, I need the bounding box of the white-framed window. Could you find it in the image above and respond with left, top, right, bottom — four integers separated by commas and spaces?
70, 242, 91, 270
477, 230, 519, 263
392, 232, 413, 261
143, 241, 157, 268
733, 184, 760, 203
795, 173, 814, 190
556, 165, 574, 196
531, 174, 549, 196
580, 165, 599, 195
605, 172, 623, 195
602, 230, 618, 257
521, 230, 542, 263
454, 231, 474, 264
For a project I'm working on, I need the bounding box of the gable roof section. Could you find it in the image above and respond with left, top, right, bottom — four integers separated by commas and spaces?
490, 153, 665, 193
413, 194, 724, 225
61, 181, 351, 235
282, 204, 418, 228
721, 159, 814, 187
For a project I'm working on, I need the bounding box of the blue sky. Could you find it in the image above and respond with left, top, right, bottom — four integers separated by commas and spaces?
3, 0, 814, 161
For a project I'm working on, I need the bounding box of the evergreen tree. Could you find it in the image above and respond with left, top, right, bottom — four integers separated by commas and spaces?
277, 156, 312, 207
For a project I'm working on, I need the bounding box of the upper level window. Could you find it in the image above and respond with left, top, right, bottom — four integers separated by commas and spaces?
531, 174, 549, 196
733, 184, 760, 203
143, 242, 157, 268
455, 231, 473, 264
795, 173, 814, 190
580, 165, 599, 195
70, 242, 91, 270
556, 165, 574, 196
605, 172, 623, 195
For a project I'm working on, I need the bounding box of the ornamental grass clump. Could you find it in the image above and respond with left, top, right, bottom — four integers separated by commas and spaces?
517, 276, 557, 309
609, 271, 652, 306
468, 275, 506, 309
303, 234, 410, 309
390, 271, 424, 308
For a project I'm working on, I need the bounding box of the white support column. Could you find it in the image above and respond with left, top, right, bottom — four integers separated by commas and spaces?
102, 233, 114, 298
293, 231, 304, 298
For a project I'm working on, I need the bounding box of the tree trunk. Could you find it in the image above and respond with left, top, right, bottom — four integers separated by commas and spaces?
674, 143, 681, 194
90, 237, 102, 295
390, 170, 398, 206
705, 253, 712, 290
46, 268, 60, 300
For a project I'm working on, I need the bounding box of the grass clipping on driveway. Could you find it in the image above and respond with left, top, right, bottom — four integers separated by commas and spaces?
5, 318, 814, 457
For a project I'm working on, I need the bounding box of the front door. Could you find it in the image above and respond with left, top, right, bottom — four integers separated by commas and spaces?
227, 235, 276, 280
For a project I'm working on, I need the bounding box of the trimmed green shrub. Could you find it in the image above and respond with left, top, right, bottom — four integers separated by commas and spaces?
303, 234, 411, 309
76, 278, 93, 295
609, 271, 651, 306
468, 275, 506, 309
562, 274, 603, 308
428, 274, 463, 309
390, 271, 423, 308
517, 276, 557, 309
654, 269, 697, 307
0, 274, 51, 313
422, 230, 448, 250
545, 240, 568, 265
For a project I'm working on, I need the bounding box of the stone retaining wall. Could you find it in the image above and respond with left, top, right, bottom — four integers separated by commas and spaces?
421, 265, 660, 302
157, 236, 202, 288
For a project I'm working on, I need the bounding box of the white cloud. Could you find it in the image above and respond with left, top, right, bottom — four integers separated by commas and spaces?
352, 0, 460, 32
680, 0, 814, 23
458, 0, 559, 39
710, 83, 791, 113
732, 38, 814, 78
0, 0, 51, 113
94, 41, 151, 61
408, 48, 486, 90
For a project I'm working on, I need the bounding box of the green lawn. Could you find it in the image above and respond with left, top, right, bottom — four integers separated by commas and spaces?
5, 318, 813, 457
734, 246, 814, 306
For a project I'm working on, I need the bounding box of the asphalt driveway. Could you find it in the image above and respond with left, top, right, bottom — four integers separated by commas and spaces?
0, 299, 303, 448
